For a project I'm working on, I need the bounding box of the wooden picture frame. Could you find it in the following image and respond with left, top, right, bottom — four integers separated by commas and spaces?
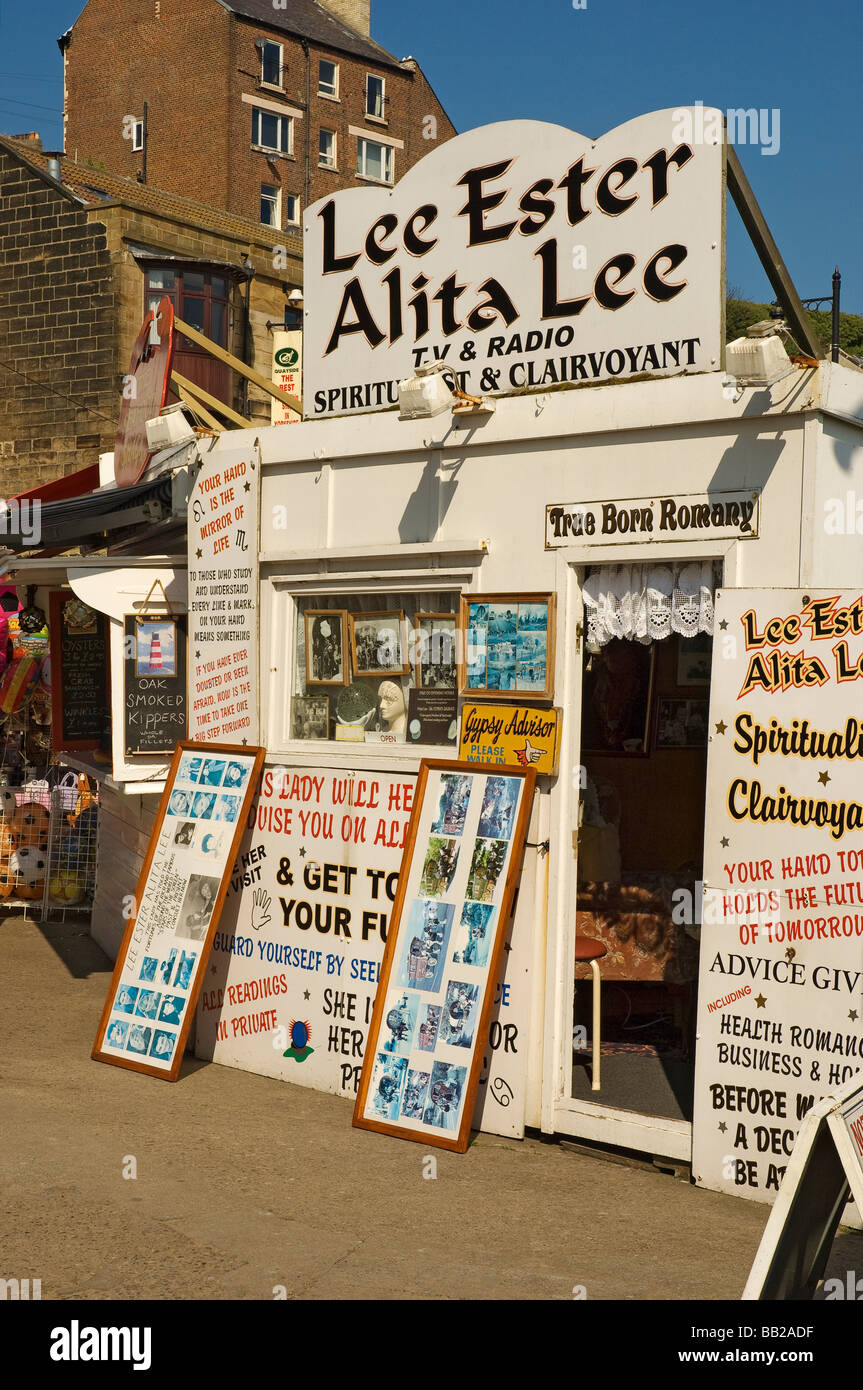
459, 593, 556, 701
413, 612, 458, 690
304, 609, 349, 687
349, 609, 410, 678
49, 589, 111, 751
655, 697, 709, 748
353, 759, 536, 1152
291, 693, 330, 740
581, 639, 655, 757
123, 613, 188, 756
92, 741, 265, 1081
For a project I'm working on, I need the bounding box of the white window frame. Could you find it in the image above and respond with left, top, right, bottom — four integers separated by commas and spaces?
356, 135, 393, 185
260, 40, 283, 89
260, 182, 281, 228
265, 571, 474, 767
318, 59, 339, 99
132, 120, 144, 152
252, 106, 292, 156
285, 193, 301, 227
365, 73, 385, 121
319, 127, 337, 169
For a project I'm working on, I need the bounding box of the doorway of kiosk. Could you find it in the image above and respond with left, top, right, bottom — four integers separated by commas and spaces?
570, 563, 717, 1133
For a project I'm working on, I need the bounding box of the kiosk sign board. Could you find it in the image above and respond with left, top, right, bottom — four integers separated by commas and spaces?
693, 589, 863, 1211
304, 109, 724, 419
188, 442, 260, 744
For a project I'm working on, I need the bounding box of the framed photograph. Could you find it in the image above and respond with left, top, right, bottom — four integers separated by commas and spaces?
92, 741, 265, 1081
413, 613, 457, 690
353, 759, 536, 1152
656, 697, 709, 748
292, 693, 330, 740
305, 610, 348, 687
135, 618, 178, 677
349, 610, 410, 678
676, 633, 713, 687
459, 593, 555, 701
581, 639, 654, 755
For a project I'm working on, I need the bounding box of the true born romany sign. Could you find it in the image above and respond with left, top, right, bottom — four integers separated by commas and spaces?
693, 589, 863, 1215
187, 441, 259, 744
545, 490, 760, 548
303, 109, 724, 419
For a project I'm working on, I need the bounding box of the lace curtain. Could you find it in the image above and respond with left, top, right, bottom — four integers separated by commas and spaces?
582, 561, 717, 650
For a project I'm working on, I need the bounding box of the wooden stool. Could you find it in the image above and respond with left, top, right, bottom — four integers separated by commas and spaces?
575, 936, 607, 1092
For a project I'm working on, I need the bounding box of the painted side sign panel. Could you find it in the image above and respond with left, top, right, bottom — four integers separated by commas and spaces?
693, 588, 863, 1216
303, 110, 724, 419
459, 703, 560, 776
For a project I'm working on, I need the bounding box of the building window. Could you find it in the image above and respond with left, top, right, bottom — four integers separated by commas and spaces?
318, 59, 339, 98
285, 193, 300, 226
252, 107, 292, 155
261, 40, 283, 88
132, 120, 144, 152
287, 591, 459, 747
366, 74, 385, 120
357, 136, 393, 184
319, 128, 337, 169
144, 266, 229, 348
260, 183, 281, 228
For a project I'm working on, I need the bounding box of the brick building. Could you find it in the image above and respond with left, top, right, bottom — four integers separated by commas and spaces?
0, 134, 303, 497
59, 0, 455, 233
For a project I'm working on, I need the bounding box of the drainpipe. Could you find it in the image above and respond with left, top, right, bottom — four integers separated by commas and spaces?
141, 101, 148, 184
302, 38, 311, 212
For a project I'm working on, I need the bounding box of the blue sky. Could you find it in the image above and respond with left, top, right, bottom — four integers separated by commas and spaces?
1, 0, 860, 311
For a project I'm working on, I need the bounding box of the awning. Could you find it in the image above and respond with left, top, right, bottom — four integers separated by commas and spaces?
1, 474, 175, 552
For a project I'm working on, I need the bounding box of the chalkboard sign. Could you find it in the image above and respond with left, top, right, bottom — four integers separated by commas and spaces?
49, 591, 111, 751
123, 614, 188, 756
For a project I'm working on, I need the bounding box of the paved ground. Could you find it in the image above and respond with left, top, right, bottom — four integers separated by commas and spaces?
3, 911, 862, 1302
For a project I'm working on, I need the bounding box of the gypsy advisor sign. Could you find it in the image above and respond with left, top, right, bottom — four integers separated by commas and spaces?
693, 590, 863, 1215
304, 110, 724, 418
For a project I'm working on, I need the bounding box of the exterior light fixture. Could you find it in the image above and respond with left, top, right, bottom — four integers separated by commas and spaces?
397, 362, 492, 421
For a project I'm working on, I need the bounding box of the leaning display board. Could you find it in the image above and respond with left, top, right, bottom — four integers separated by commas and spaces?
743, 1073, 863, 1300
92, 742, 265, 1080
353, 760, 535, 1151
123, 613, 188, 756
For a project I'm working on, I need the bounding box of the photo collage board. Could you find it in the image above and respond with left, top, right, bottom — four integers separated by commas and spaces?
354, 761, 536, 1151
92, 743, 265, 1080
292, 591, 460, 747
460, 593, 555, 701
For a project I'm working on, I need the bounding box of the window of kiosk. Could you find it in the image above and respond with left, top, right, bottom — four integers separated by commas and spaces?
289, 591, 459, 748
573, 564, 717, 1122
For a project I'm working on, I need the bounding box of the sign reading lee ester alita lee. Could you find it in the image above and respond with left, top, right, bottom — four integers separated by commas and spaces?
303, 109, 724, 418
92, 743, 265, 1080
693, 590, 863, 1214
187, 441, 260, 744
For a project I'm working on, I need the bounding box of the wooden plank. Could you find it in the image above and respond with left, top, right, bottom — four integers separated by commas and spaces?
175, 382, 225, 432
174, 315, 303, 414
726, 145, 823, 359
171, 370, 250, 429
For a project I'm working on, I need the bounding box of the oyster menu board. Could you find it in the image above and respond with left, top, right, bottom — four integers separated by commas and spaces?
49, 591, 111, 751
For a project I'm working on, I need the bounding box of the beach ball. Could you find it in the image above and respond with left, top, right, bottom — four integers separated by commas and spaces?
11, 845, 47, 898
11, 802, 49, 850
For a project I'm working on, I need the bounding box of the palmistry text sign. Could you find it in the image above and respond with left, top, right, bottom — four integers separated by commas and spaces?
354, 760, 535, 1151
92, 742, 265, 1080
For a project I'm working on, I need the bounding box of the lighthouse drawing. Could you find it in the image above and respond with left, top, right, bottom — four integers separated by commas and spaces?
136, 621, 177, 677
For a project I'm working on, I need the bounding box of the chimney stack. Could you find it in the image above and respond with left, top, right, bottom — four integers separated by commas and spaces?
320, 0, 370, 37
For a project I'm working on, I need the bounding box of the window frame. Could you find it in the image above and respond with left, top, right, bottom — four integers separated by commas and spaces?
143, 265, 230, 350
365, 73, 386, 121
285, 193, 301, 227
260, 182, 281, 229
252, 106, 292, 156
260, 40, 284, 89
318, 127, 337, 170
318, 58, 339, 99
356, 135, 393, 185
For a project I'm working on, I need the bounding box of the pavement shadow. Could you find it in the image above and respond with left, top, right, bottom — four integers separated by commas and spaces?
16, 912, 114, 980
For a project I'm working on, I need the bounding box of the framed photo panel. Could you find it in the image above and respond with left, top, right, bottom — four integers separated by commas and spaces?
353, 759, 536, 1152
459, 593, 555, 700
92, 741, 265, 1081
655, 697, 709, 748
349, 610, 410, 678
413, 613, 457, 690
305, 609, 349, 686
